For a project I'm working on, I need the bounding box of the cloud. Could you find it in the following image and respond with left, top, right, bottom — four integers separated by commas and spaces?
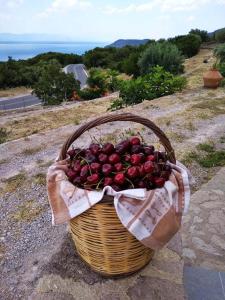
38, 0, 92, 18
103, 0, 225, 14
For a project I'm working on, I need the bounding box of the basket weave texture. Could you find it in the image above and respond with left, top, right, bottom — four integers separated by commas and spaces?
60, 113, 176, 276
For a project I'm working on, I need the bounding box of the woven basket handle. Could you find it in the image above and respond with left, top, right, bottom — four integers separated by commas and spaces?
59, 113, 176, 163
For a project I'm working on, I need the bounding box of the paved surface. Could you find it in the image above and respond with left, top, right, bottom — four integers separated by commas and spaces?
0, 94, 40, 110
29, 233, 186, 300
63, 63, 88, 89
182, 167, 225, 300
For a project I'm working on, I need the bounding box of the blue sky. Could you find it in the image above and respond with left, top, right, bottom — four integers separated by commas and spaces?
0, 0, 225, 42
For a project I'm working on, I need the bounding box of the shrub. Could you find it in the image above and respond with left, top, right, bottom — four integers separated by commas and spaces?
138, 42, 184, 75
119, 77, 147, 105
118, 66, 186, 106
87, 68, 107, 91
143, 66, 186, 99
78, 87, 102, 100
215, 28, 225, 43
169, 34, 202, 58
218, 63, 225, 77
214, 44, 225, 63
0, 128, 8, 144
108, 98, 125, 111
189, 29, 209, 42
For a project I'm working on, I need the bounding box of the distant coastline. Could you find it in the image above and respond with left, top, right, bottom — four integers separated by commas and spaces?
0, 41, 107, 61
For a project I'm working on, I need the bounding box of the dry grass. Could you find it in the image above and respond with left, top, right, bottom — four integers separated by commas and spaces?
184, 48, 216, 89
33, 173, 46, 185
36, 159, 54, 168
0, 87, 32, 98
21, 146, 42, 156
1, 173, 26, 194
3, 97, 112, 142
11, 200, 45, 222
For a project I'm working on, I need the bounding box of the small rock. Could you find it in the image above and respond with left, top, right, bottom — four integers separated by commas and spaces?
183, 248, 196, 260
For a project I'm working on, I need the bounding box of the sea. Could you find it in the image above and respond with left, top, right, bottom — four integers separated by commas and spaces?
0, 41, 107, 61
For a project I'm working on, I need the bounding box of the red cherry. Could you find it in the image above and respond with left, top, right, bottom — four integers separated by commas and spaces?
154, 177, 165, 188
67, 149, 76, 158
66, 169, 77, 179
137, 180, 147, 188
73, 160, 82, 173
80, 165, 90, 178
143, 161, 154, 173
130, 137, 141, 145
108, 153, 120, 164
146, 155, 155, 162
127, 166, 139, 178
124, 154, 131, 162
143, 146, 155, 155
102, 163, 113, 175
138, 165, 145, 177
85, 152, 97, 163
104, 177, 113, 186
87, 173, 99, 184
89, 143, 101, 155
114, 173, 125, 185
90, 162, 101, 173
102, 143, 115, 154
131, 145, 143, 154
114, 163, 123, 172
115, 140, 131, 154
131, 154, 142, 165
73, 176, 82, 185
98, 153, 108, 163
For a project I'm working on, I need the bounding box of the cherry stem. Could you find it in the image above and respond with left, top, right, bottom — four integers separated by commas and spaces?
125, 177, 134, 189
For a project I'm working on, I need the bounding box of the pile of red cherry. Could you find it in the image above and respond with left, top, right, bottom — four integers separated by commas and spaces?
66, 137, 172, 191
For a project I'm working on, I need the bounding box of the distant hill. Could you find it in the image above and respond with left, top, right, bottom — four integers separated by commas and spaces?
106, 39, 149, 48
208, 27, 225, 38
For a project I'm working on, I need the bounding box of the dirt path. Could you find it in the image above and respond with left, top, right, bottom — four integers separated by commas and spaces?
1, 48, 225, 299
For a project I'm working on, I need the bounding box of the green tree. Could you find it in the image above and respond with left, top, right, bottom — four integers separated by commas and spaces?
189, 29, 209, 42
138, 42, 184, 75
214, 44, 225, 62
215, 28, 225, 43
32, 60, 80, 105
169, 34, 202, 58
121, 52, 141, 77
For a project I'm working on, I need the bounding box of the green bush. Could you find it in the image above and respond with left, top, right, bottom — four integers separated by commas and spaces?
138, 42, 184, 75
119, 77, 147, 105
108, 98, 125, 111
215, 28, 225, 43
169, 34, 202, 58
214, 44, 225, 63
117, 66, 186, 106
189, 29, 209, 42
218, 63, 225, 77
87, 68, 107, 91
78, 87, 102, 100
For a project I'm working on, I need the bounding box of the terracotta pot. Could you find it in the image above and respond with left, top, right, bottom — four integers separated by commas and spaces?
203, 68, 223, 88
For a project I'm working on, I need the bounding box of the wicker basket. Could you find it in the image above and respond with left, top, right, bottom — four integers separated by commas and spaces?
59, 113, 176, 276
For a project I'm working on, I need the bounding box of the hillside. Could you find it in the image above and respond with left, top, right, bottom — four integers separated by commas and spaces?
106, 39, 149, 48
